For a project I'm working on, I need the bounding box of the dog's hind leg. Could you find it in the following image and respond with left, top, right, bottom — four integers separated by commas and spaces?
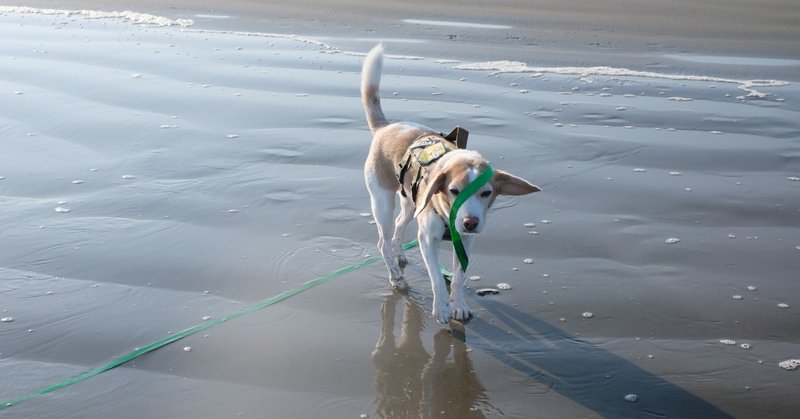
368, 182, 408, 291
392, 196, 415, 271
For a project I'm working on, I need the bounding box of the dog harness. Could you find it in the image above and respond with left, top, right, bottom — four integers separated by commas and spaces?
397, 135, 456, 203
396, 127, 469, 204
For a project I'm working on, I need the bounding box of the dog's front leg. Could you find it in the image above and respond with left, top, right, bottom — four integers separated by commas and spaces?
417, 214, 451, 324
450, 234, 475, 322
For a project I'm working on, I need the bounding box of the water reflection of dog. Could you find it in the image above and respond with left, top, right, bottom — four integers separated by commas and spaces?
371, 294, 497, 418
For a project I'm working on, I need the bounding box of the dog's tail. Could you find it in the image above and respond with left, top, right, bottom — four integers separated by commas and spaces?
361, 44, 389, 134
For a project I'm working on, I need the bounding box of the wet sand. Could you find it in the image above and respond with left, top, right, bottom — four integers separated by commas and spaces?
1, 4, 799, 419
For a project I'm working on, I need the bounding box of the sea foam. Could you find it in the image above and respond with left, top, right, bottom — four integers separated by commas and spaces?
453, 61, 789, 100
0, 6, 193, 27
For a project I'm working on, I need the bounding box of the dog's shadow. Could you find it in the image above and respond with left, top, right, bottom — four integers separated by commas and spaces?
465, 298, 734, 418
371, 293, 498, 418
371, 293, 733, 418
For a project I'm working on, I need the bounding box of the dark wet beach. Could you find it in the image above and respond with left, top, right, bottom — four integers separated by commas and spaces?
1, 2, 798, 418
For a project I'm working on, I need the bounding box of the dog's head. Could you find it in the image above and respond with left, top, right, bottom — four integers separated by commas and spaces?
414, 150, 541, 235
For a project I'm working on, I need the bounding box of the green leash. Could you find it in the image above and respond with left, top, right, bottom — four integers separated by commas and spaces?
1, 240, 424, 411
449, 165, 494, 272
1, 167, 495, 410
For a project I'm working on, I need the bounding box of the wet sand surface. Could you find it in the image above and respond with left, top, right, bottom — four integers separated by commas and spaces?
1, 3, 799, 418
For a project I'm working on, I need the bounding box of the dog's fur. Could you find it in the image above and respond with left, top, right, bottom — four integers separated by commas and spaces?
361, 44, 541, 324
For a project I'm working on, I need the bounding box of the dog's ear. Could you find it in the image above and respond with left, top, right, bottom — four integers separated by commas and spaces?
414, 171, 447, 217
493, 170, 541, 196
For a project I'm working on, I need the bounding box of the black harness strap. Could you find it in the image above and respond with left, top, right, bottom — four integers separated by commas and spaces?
410, 166, 424, 203
397, 153, 414, 198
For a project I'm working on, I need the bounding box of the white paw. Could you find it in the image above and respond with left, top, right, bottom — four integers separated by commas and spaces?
451, 300, 472, 322
432, 300, 452, 324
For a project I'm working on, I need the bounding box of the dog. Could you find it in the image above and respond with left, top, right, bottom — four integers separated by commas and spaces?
361, 44, 541, 324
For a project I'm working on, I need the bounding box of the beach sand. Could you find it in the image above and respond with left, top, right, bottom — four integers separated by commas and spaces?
0, 2, 798, 418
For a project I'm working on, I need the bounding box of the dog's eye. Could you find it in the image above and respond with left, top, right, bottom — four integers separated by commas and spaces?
449, 188, 460, 195
480, 190, 492, 198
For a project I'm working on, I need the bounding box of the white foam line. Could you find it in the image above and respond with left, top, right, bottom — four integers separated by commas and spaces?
454, 60, 790, 100
194, 14, 233, 20
0, 6, 193, 27
404, 19, 512, 30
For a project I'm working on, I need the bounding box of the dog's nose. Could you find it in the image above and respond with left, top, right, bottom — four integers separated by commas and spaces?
463, 216, 480, 232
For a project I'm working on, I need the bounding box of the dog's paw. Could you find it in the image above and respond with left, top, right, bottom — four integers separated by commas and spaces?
390, 277, 409, 292
433, 301, 452, 324
451, 300, 473, 322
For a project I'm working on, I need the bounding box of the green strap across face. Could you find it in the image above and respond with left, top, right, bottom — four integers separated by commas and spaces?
449, 165, 494, 272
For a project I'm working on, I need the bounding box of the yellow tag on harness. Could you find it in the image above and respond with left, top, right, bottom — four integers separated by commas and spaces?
416, 142, 447, 166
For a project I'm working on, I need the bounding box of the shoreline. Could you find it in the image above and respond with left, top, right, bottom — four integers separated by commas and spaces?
2, 1, 799, 82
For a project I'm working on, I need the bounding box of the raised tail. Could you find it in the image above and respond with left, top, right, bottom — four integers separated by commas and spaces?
361, 44, 389, 134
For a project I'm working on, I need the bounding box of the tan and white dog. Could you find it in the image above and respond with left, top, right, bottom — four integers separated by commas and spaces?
361, 44, 541, 324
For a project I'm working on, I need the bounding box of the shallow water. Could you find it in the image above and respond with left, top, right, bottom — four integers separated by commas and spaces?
1, 7, 799, 419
